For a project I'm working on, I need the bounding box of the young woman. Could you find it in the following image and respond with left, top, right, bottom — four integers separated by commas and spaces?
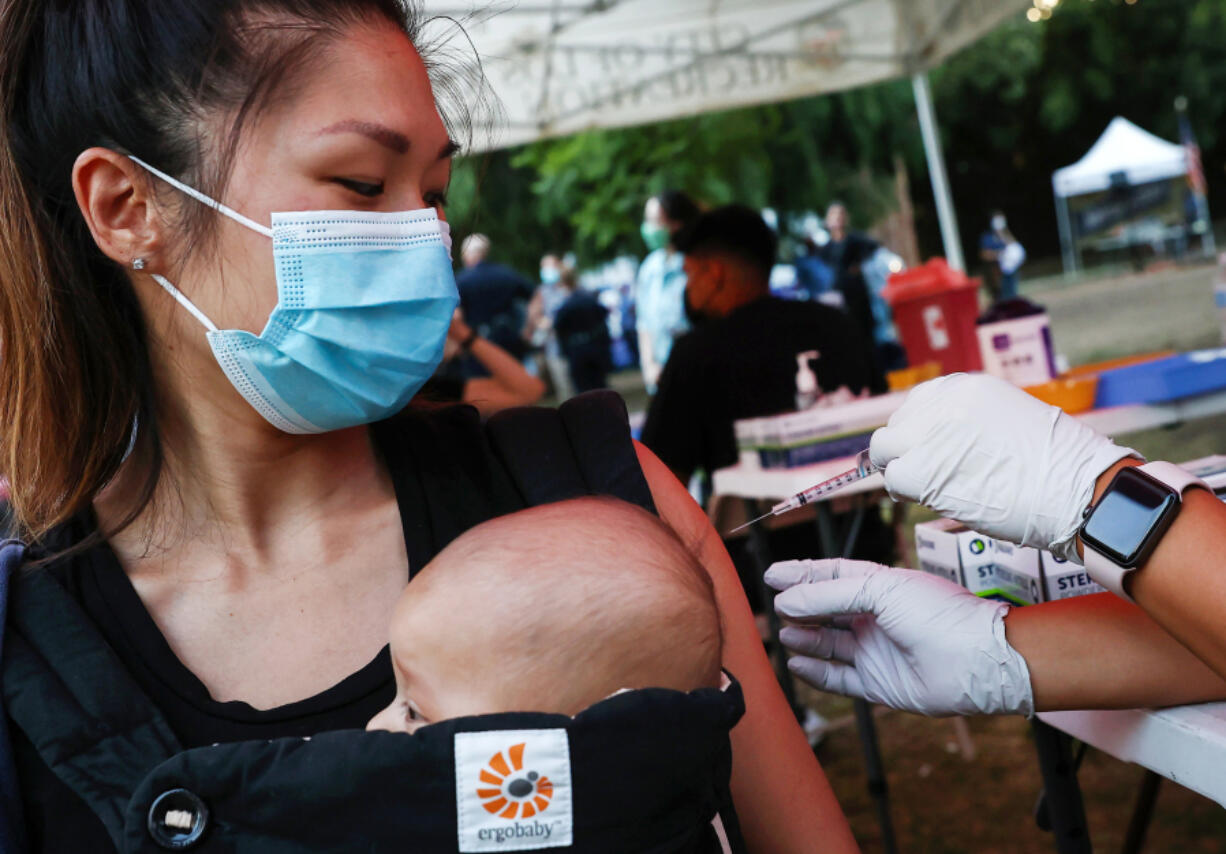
0, 1, 857, 850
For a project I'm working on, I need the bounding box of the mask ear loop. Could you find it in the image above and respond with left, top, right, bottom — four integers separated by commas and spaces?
151, 274, 218, 333
129, 155, 272, 333
128, 155, 274, 239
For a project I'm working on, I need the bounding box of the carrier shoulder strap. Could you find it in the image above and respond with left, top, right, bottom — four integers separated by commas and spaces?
0, 541, 27, 854
484, 389, 657, 515
388, 390, 658, 575
2, 566, 181, 849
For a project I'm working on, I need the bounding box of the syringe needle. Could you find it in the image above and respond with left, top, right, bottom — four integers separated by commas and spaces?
729, 510, 775, 535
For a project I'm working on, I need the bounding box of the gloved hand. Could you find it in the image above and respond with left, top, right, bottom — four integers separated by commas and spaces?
766, 558, 1034, 717
871, 373, 1138, 561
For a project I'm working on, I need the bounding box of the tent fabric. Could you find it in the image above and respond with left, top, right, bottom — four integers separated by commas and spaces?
1052, 116, 1190, 198
422, 0, 1032, 152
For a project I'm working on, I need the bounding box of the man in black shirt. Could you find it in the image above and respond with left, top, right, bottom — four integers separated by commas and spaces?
641, 205, 892, 610
456, 233, 534, 366
642, 205, 884, 483
552, 268, 612, 394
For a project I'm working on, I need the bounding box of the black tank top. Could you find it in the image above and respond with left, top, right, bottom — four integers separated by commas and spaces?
13, 401, 620, 853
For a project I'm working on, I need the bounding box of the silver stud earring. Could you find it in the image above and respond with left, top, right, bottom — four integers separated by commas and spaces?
132, 258, 146, 271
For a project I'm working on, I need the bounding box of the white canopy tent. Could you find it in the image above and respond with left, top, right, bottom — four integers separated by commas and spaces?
1052, 117, 1196, 273
423, 0, 1033, 270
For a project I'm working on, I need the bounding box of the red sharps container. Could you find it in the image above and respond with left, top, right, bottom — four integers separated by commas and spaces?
882, 259, 983, 375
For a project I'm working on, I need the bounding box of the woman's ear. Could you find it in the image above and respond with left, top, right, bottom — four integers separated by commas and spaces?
72, 147, 165, 270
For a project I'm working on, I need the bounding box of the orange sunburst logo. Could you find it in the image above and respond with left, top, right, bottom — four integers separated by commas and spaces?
476, 742, 554, 820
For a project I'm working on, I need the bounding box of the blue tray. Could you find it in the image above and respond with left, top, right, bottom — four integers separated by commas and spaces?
1094, 349, 1226, 407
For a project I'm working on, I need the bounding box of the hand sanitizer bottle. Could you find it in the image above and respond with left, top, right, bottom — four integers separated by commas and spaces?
795, 350, 820, 410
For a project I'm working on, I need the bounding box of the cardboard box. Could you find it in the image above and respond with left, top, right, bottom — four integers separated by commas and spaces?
991, 540, 1045, 605
977, 313, 1056, 388
914, 519, 1023, 602
1040, 550, 1106, 600
733, 391, 906, 469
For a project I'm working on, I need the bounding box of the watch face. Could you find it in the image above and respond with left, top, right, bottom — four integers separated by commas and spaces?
1081, 468, 1179, 568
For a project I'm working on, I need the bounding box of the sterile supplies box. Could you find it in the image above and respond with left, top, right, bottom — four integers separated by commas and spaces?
990, 540, 1045, 606
914, 519, 1011, 601
1040, 551, 1106, 600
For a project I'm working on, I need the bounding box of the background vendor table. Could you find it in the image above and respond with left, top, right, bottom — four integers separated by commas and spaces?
711, 387, 1226, 854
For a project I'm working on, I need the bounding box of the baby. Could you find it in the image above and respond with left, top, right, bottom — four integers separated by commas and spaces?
366, 496, 723, 732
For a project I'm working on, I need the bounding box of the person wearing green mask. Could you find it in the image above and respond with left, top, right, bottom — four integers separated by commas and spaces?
635, 190, 701, 394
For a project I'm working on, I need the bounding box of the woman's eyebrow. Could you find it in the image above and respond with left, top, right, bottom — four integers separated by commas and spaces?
317, 120, 411, 154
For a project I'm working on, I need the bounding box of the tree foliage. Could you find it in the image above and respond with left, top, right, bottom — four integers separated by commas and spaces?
446, 0, 1226, 275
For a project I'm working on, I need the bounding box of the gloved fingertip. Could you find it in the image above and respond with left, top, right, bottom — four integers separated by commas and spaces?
778, 625, 812, 648
763, 560, 806, 590
868, 426, 902, 469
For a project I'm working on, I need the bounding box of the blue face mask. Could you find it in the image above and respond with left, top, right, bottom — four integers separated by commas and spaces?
540, 266, 561, 285
130, 157, 458, 434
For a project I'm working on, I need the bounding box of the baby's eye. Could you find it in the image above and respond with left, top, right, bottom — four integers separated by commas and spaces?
333, 178, 384, 198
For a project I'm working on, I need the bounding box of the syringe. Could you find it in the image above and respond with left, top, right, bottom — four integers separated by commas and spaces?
729, 448, 881, 534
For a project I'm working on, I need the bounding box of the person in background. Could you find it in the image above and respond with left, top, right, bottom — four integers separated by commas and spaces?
642, 205, 891, 613
817, 202, 879, 348
553, 267, 612, 395
417, 310, 545, 417
979, 209, 1026, 302
635, 190, 701, 395
523, 253, 574, 401
456, 233, 534, 369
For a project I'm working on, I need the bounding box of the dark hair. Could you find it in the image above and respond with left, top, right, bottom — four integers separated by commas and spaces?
675, 204, 778, 282
655, 189, 701, 232
0, 0, 473, 549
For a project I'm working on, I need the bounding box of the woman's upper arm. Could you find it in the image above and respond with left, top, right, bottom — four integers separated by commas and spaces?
634, 441, 859, 854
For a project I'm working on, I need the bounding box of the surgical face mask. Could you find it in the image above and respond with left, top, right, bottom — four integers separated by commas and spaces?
540, 266, 561, 285
641, 222, 670, 252
991, 215, 1007, 231
130, 157, 458, 434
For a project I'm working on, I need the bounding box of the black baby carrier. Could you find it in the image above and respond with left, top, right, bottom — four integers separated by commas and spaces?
0, 392, 747, 853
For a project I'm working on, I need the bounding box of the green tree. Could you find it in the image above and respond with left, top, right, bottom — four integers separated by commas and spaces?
446, 0, 1226, 274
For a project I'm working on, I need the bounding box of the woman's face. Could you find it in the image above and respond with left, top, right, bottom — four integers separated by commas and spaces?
154, 20, 454, 351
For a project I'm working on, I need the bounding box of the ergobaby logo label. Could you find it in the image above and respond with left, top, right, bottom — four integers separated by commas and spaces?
456, 729, 573, 851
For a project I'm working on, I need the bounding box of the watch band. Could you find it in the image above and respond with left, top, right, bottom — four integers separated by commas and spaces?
1083, 461, 1210, 602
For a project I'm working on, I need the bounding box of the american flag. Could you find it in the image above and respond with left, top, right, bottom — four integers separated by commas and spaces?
1179, 111, 1209, 198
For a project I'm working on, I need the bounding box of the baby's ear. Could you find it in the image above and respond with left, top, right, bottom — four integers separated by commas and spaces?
366, 701, 408, 734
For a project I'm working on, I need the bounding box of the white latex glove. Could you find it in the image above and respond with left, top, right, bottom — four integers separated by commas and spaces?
871, 373, 1138, 562
767, 558, 1034, 717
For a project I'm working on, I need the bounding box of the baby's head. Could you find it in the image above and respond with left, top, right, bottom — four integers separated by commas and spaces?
367, 497, 722, 733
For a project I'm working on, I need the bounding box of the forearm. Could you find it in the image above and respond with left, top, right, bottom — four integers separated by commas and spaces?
1123, 487, 1226, 681
1005, 593, 1226, 711
1085, 457, 1226, 685
1007, 457, 1226, 710
636, 443, 859, 853
464, 338, 545, 408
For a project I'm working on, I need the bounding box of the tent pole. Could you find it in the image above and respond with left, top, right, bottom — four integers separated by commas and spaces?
911, 71, 965, 272
1054, 190, 1077, 279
